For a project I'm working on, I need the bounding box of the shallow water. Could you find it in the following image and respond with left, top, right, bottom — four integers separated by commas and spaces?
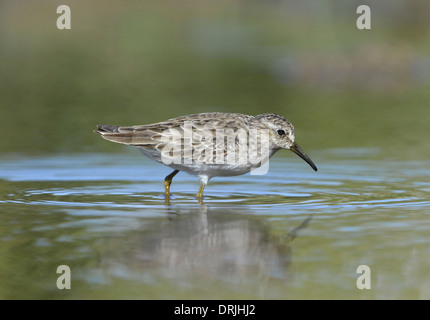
0, 148, 429, 299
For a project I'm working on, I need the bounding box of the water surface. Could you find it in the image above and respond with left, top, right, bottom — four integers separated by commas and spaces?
1, 149, 429, 299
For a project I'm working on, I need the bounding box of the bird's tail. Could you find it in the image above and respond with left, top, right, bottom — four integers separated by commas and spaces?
94, 124, 153, 146
93, 124, 121, 134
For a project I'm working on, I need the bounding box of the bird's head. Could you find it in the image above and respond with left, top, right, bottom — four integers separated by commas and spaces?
255, 113, 318, 172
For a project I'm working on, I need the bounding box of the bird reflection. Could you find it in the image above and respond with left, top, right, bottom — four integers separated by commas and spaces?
99, 206, 312, 296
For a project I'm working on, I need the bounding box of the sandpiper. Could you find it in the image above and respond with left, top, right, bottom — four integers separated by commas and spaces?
94, 112, 317, 202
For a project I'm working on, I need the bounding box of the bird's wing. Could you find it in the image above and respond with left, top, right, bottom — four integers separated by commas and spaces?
94, 113, 254, 163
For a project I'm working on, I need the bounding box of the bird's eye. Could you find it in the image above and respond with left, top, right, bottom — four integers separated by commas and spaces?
277, 129, 286, 136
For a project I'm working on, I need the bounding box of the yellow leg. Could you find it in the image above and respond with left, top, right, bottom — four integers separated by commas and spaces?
196, 183, 205, 204
164, 170, 179, 199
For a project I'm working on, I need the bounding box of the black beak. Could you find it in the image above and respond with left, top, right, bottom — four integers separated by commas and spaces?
290, 143, 318, 172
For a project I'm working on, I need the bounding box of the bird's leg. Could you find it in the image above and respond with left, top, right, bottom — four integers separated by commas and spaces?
196, 183, 206, 204
164, 170, 179, 200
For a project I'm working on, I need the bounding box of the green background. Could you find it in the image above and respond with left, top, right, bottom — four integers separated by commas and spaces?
1, 0, 429, 158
